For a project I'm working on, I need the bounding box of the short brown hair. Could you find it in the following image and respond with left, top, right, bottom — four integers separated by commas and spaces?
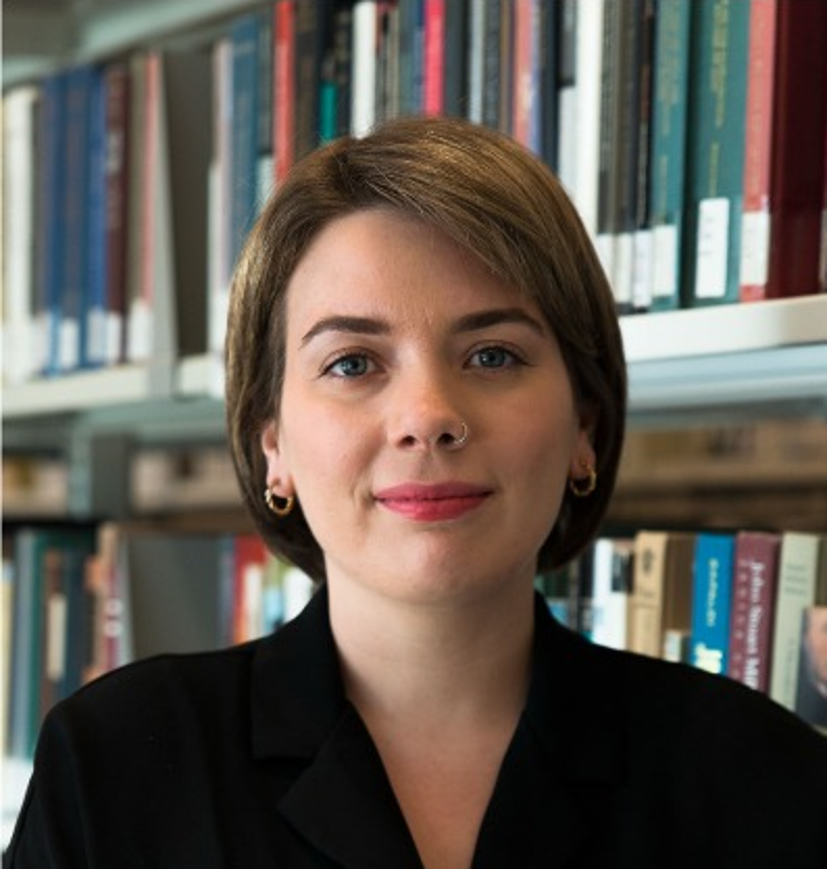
225, 115, 627, 582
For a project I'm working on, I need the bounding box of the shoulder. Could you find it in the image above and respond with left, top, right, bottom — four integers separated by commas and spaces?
37, 639, 267, 763
540, 605, 827, 786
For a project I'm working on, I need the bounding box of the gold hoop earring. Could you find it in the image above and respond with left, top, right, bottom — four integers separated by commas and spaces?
568, 463, 597, 498
264, 488, 295, 517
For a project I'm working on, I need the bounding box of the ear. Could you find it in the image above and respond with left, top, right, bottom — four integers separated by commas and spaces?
260, 419, 294, 496
569, 400, 598, 477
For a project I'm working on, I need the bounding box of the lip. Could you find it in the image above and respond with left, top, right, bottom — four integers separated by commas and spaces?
374, 482, 491, 521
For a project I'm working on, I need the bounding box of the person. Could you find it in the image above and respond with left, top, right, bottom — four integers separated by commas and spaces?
5, 115, 827, 868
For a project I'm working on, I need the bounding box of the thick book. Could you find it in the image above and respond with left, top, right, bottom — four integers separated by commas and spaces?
628, 530, 696, 661
119, 528, 235, 662
727, 530, 781, 694
689, 531, 736, 675
126, 47, 212, 365
739, 0, 827, 302
681, 0, 751, 307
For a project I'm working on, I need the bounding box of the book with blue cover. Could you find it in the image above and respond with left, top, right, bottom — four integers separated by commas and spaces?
690, 531, 736, 675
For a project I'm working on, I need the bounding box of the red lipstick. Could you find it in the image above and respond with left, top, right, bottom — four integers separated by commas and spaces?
374, 482, 490, 521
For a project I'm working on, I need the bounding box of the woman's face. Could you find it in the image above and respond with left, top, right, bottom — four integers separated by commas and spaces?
261, 210, 595, 606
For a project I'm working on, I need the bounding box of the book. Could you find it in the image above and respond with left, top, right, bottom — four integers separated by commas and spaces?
648, 0, 693, 311
727, 530, 781, 694
571, 0, 605, 238
590, 536, 635, 651
554, 0, 577, 195
538, 0, 559, 171
83, 62, 108, 370
511, 0, 540, 151
59, 64, 97, 374
738, 0, 827, 302
294, 0, 333, 161
2, 85, 40, 385
422, 0, 446, 116
37, 70, 69, 378
208, 36, 233, 356
628, 530, 696, 661
102, 61, 131, 366
769, 531, 827, 712
230, 12, 263, 267
682, 0, 751, 307
7, 525, 97, 758
794, 605, 827, 733
351, 0, 379, 136
119, 528, 236, 662
442, 0, 469, 118
689, 531, 735, 675
230, 534, 269, 644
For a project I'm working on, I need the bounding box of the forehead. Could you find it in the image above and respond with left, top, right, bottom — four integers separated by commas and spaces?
283, 209, 538, 327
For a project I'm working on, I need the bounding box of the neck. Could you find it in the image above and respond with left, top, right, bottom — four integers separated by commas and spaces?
328, 579, 536, 730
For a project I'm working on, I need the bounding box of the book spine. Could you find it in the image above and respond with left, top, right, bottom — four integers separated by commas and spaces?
682, 0, 751, 307
2, 86, 40, 385
728, 531, 781, 693
84, 65, 108, 370
538, 0, 558, 170
554, 0, 577, 192
481, 0, 502, 131
60, 66, 93, 374
442, 0, 468, 118
511, 0, 540, 152
769, 532, 821, 710
231, 13, 261, 264
351, 0, 378, 136
690, 532, 735, 675
764, 0, 827, 299
738, 0, 779, 302
103, 62, 131, 366
422, 0, 445, 115
649, 0, 693, 311
275, 0, 296, 180
255, 4, 274, 204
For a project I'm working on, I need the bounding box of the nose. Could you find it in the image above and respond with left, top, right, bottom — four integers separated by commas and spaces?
388, 367, 468, 452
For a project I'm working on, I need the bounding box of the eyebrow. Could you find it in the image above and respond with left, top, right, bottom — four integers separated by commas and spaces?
300, 306, 547, 346
450, 307, 547, 336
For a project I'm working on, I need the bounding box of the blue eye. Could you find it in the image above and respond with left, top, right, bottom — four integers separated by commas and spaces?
328, 354, 371, 377
472, 347, 517, 368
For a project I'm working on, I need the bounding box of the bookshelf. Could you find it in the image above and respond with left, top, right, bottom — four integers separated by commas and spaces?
3, 0, 827, 846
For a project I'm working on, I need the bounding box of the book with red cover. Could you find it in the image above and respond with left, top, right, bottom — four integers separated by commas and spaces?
739, 0, 827, 301
274, 0, 296, 184
727, 530, 781, 694
422, 0, 446, 116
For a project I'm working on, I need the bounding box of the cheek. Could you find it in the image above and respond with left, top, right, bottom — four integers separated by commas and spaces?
508, 415, 578, 507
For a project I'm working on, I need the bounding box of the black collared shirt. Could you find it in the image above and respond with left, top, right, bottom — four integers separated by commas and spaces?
6, 588, 827, 868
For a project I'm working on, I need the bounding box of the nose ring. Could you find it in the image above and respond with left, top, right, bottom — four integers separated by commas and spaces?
447, 421, 469, 449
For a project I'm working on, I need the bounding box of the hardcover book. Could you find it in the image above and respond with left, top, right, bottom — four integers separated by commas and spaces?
727, 530, 781, 694
690, 531, 735, 675
682, 0, 751, 307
